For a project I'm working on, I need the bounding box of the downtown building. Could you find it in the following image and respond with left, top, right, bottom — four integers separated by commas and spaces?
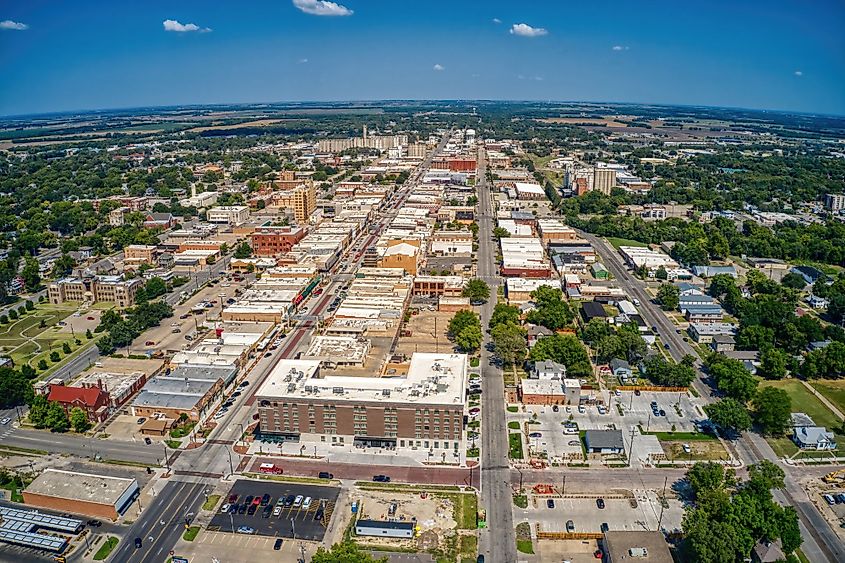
254, 353, 467, 454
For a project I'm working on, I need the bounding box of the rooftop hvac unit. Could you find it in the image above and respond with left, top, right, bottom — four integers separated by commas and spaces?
287, 383, 296, 392
629, 548, 648, 558
432, 362, 441, 372
333, 387, 344, 394
382, 389, 391, 397
304, 386, 313, 393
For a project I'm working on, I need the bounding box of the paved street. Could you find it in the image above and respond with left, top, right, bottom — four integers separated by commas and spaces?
581, 230, 845, 563
476, 146, 518, 562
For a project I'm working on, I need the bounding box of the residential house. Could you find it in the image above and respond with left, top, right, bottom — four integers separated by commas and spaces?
610, 358, 632, 381
792, 426, 837, 450
791, 265, 824, 285
710, 334, 736, 353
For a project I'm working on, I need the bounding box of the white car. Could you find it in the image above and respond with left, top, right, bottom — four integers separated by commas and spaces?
302, 497, 312, 510
273, 505, 282, 516
682, 444, 692, 454
220, 503, 230, 513
293, 495, 304, 507
0, 417, 10, 425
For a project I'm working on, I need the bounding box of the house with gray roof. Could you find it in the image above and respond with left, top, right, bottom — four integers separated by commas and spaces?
792, 426, 836, 450
584, 429, 625, 454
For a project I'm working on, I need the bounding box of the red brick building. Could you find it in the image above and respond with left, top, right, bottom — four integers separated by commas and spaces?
47, 383, 111, 423
250, 226, 306, 256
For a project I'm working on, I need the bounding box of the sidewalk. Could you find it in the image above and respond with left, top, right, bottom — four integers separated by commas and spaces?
799, 379, 845, 420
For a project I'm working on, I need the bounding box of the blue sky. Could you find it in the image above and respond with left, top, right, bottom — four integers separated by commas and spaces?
1, 0, 843, 116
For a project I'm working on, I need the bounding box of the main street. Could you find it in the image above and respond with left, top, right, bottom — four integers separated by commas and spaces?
581, 231, 845, 563
476, 146, 518, 561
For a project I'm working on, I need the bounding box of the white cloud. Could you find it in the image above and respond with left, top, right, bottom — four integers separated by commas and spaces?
163, 19, 211, 32
612, 45, 630, 51
510, 23, 547, 37
292, 0, 353, 16
298, 58, 309, 64
433, 63, 444, 71
492, 18, 501, 24
0, 20, 28, 30
794, 70, 803, 77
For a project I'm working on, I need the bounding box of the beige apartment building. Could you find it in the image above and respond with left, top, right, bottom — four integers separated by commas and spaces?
123, 245, 158, 269
271, 183, 316, 223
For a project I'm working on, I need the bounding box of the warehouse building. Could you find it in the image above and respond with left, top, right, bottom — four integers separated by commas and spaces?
23, 469, 139, 521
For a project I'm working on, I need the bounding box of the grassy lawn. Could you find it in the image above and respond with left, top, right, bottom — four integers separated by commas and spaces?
165, 439, 182, 449
643, 431, 717, 441
760, 380, 841, 430
201, 494, 220, 511
434, 492, 478, 529
607, 237, 648, 249
508, 433, 524, 460
0, 483, 24, 502
183, 526, 200, 541
93, 537, 118, 560
459, 534, 478, 561
808, 379, 845, 419
513, 494, 528, 508
515, 522, 533, 554
506, 406, 519, 413
508, 421, 520, 430
660, 440, 729, 461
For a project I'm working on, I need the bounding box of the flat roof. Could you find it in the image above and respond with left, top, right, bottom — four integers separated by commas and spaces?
256, 353, 467, 407
25, 469, 138, 507
603, 531, 673, 563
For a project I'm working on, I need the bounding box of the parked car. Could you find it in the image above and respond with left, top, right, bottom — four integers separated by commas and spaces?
273, 506, 282, 516
86, 519, 102, 527
134, 537, 142, 548
261, 493, 271, 506
220, 503, 230, 513
144, 437, 152, 445
293, 495, 304, 507
238, 503, 248, 514
318, 471, 334, 479
247, 504, 257, 515
262, 505, 273, 518
284, 494, 295, 507
659, 409, 666, 417
566, 520, 575, 532
274, 538, 283, 550
601, 522, 609, 533
302, 497, 312, 510
528, 432, 542, 438
373, 474, 391, 482
229, 504, 238, 514
546, 499, 555, 509
136, 417, 146, 424
236, 526, 255, 534
596, 498, 605, 510
552, 405, 559, 412
824, 494, 836, 505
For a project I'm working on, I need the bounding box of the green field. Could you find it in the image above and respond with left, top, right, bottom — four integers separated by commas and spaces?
760, 379, 841, 430
508, 433, 524, 459
808, 379, 845, 420
0, 302, 103, 376
607, 237, 648, 249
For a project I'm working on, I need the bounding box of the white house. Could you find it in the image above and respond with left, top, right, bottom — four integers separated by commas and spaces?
792, 426, 836, 450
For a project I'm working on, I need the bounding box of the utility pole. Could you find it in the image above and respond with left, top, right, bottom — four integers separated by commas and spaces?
657, 476, 668, 531
628, 426, 637, 468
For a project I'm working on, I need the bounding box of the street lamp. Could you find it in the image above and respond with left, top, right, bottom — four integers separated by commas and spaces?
163, 444, 170, 472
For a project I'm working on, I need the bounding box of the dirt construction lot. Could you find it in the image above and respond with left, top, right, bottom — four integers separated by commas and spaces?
394, 309, 454, 357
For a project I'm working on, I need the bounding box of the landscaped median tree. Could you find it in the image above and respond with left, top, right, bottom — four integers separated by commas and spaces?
703, 398, 752, 435
705, 354, 759, 402
462, 278, 490, 304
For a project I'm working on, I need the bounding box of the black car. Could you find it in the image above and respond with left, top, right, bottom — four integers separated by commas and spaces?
238, 503, 248, 515
318, 471, 334, 479
659, 409, 666, 417
373, 474, 391, 482
247, 504, 257, 515
597, 498, 605, 509
261, 493, 271, 506
144, 437, 152, 445
229, 503, 239, 514
601, 522, 609, 533
87, 519, 102, 527
262, 505, 273, 518
284, 494, 296, 507
244, 495, 254, 505
134, 537, 142, 548
546, 499, 555, 509
274, 538, 284, 550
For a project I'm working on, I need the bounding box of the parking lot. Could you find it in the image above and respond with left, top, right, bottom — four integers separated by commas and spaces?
208, 479, 339, 540
515, 491, 684, 535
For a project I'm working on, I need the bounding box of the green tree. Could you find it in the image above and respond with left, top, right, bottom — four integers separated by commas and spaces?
311, 541, 388, 563
62, 342, 71, 355
69, 407, 91, 433
686, 462, 731, 500
492, 226, 511, 239
526, 286, 573, 331
51, 254, 77, 278
642, 355, 696, 387
703, 398, 752, 434
529, 334, 592, 377
781, 272, 807, 290
28, 394, 49, 426
752, 387, 792, 436
44, 401, 69, 432
8, 309, 17, 321
490, 322, 527, 366
37, 359, 48, 370
489, 303, 520, 330
462, 279, 490, 304
758, 347, 788, 380
582, 318, 613, 344
86, 329, 93, 339
21, 257, 41, 290
233, 241, 253, 259
144, 276, 167, 299
50, 351, 60, 362
25, 300, 34, 311
706, 355, 758, 402
455, 324, 483, 353
448, 310, 480, 339
655, 265, 668, 280
0, 367, 34, 408
657, 283, 680, 310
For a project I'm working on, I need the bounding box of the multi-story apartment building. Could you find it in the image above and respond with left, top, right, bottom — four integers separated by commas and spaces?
49, 275, 142, 308
250, 226, 307, 256
271, 183, 316, 223
123, 245, 158, 269
825, 193, 845, 212
255, 353, 467, 452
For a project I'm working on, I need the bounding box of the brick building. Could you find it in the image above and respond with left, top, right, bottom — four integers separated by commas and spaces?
250, 226, 307, 256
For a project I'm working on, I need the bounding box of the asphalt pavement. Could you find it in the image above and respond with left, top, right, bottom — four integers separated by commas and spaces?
476, 147, 518, 562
